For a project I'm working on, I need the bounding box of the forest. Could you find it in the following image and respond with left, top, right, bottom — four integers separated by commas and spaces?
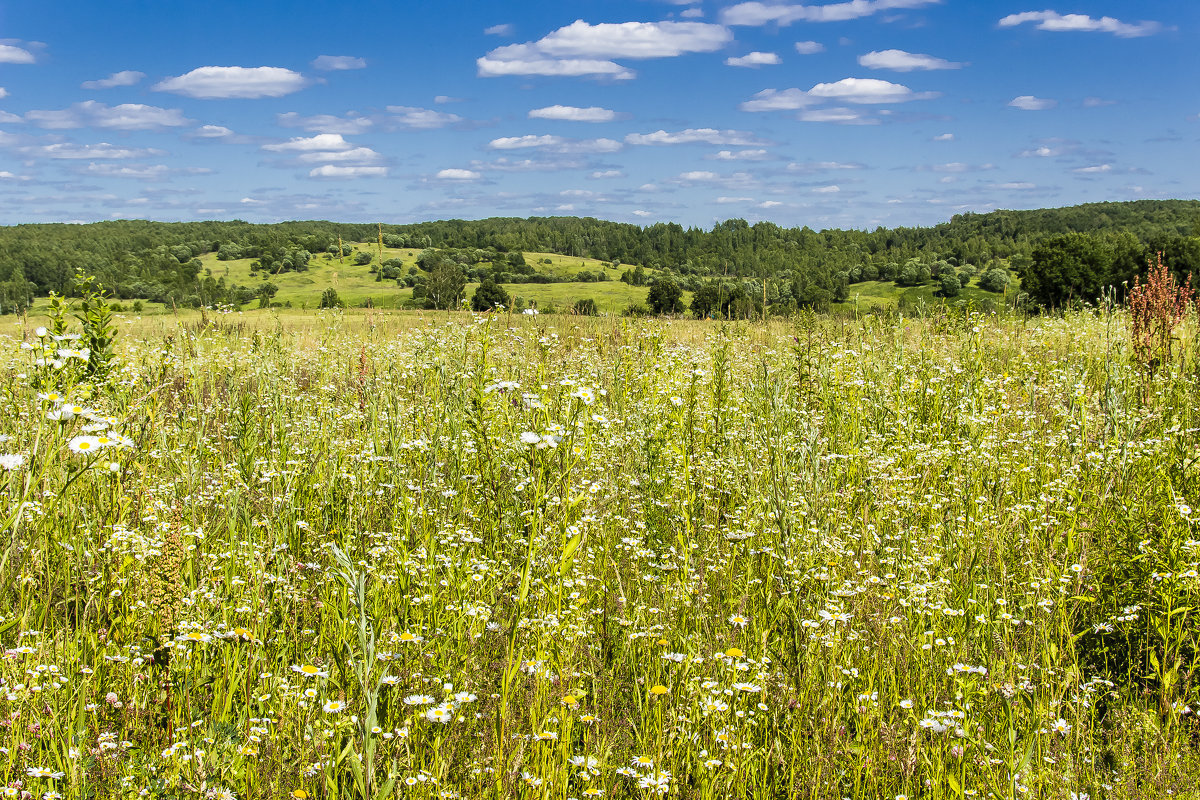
0, 199, 1196, 313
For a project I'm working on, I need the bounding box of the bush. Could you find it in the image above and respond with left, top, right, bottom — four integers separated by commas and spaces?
320, 287, 341, 309
471, 277, 510, 312
573, 298, 598, 316
979, 268, 1010, 293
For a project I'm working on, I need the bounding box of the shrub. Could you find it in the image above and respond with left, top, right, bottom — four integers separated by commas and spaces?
320, 287, 341, 309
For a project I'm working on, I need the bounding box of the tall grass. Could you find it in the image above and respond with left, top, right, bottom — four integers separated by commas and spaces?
1, 305, 1198, 799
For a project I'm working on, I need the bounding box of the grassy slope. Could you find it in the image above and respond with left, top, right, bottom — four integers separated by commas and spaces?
196, 245, 670, 313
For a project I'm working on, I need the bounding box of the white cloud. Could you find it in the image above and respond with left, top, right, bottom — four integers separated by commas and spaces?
1074, 164, 1112, 174
625, 128, 767, 145
681, 7, 705, 18
858, 49, 962, 71
278, 111, 373, 134
725, 51, 782, 67
742, 78, 935, 111
154, 66, 308, 99
194, 124, 235, 138
434, 95, 463, 104
787, 160, 864, 172
722, 0, 940, 26
812, 184, 841, 193
999, 10, 1163, 38
34, 143, 165, 159
759, 200, 784, 208
0, 44, 34, 64
81, 163, 171, 179
0, 108, 18, 121
529, 104, 618, 122
436, 168, 482, 180
311, 55, 366, 71
1009, 95, 1056, 110
1018, 145, 1060, 157
295, 147, 381, 164
679, 170, 720, 181
81, 70, 146, 89
484, 23, 514, 36
385, 106, 466, 129
799, 107, 879, 124
632, 210, 654, 217
933, 132, 954, 141
1083, 97, 1116, 108
469, 157, 590, 172
794, 41, 825, 54
25, 101, 189, 130
590, 169, 624, 178
263, 133, 355, 152
0, 88, 7, 100
478, 51, 635, 80
710, 149, 771, 161
308, 165, 387, 178
487, 134, 622, 153
478, 20, 731, 79
716, 196, 756, 204
999, 182, 1036, 190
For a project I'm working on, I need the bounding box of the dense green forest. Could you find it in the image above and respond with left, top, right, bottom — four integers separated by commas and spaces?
0, 199, 1196, 313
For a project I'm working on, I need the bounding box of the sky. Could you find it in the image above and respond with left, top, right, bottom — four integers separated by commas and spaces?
0, 0, 1195, 231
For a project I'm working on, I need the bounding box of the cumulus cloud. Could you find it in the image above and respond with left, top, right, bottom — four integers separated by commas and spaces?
263, 133, 355, 152
193, 125, 235, 138
484, 23, 515, 36
385, 106, 466, 129
625, 128, 768, 146
529, 105, 619, 122
590, 169, 624, 178
933, 132, 954, 141
1074, 164, 1112, 174
308, 165, 388, 178
858, 49, 963, 71
311, 55, 366, 71
154, 66, 308, 99
1009, 95, 1057, 110
81, 70, 146, 89
295, 147, 381, 164
436, 168, 482, 180
725, 51, 782, 67
478, 20, 731, 79
787, 160, 865, 172
999, 10, 1164, 38
799, 107, 879, 124
812, 184, 841, 193
278, 111, 373, 134
722, 0, 940, 26
25, 101, 189, 130
794, 41, 825, 54
0, 44, 35, 64
81, 163, 172, 179
32, 143, 165, 160
487, 134, 623, 153
741, 78, 936, 111
709, 149, 771, 160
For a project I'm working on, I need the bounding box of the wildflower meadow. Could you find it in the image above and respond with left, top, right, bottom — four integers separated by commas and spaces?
2, 300, 1200, 799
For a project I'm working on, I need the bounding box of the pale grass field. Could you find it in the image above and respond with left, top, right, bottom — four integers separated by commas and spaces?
2, 306, 1199, 799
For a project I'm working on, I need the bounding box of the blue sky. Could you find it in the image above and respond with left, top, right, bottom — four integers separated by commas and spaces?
0, 0, 1194, 229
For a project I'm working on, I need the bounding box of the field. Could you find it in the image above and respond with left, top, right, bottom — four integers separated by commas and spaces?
194, 247, 662, 313
3, 304, 1200, 799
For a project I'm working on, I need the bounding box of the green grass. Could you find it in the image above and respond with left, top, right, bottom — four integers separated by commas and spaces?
5, 304, 1200, 798
835, 277, 1020, 314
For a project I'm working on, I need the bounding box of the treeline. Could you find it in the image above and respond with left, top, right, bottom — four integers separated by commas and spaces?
0, 200, 1195, 312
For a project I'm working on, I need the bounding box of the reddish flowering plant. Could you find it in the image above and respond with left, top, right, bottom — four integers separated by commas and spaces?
1128, 253, 1193, 373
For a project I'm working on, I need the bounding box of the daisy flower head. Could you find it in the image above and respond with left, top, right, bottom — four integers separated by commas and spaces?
728, 614, 749, 628
68, 435, 102, 455
323, 700, 346, 713
291, 664, 328, 678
